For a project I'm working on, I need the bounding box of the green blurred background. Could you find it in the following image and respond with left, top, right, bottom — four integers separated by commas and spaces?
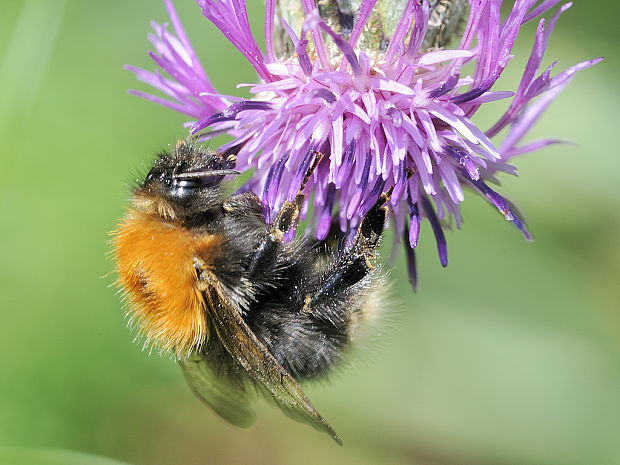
1, 1, 618, 464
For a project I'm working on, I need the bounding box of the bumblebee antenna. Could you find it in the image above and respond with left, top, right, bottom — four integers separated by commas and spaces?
173, 169, 241, 179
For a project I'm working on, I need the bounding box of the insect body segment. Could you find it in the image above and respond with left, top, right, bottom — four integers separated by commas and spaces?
112, 141, 388, 444
113, 210, 217, 355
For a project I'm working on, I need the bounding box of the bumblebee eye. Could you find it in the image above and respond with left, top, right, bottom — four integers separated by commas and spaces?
144, 166, 168, 185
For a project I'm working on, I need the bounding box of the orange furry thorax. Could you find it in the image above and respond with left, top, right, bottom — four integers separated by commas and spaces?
112, 208, 219, 356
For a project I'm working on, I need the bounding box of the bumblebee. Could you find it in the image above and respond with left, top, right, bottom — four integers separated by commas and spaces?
112, 140, 388, 444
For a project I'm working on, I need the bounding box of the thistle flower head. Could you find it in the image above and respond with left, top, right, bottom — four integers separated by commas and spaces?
127, 0, 600, 289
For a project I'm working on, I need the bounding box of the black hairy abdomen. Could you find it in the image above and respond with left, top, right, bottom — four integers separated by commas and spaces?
203, 194, 375, 381
244, 258, 351, 381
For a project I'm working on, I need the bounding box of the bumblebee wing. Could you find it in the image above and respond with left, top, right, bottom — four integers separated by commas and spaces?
204, 288, 343, 445
179, 339, 257, 428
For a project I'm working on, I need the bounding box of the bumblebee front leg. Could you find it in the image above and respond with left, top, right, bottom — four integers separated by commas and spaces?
271, 150, 324, 235
247, 151, 324, 279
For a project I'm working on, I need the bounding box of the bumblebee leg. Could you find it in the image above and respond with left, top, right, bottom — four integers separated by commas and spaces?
193, 257, 213, 292
247, 151, 324, 279
352, 190, 391, 251
302, 191, 390, 316
272, 150, 324, 235
248, 192, 389, 379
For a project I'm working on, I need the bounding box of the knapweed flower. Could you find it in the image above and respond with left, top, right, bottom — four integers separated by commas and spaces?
126, 0, 600, 289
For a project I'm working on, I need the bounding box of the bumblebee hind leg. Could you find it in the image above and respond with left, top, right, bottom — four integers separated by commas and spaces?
302, 192, 389, 324
250, 192, 389, 380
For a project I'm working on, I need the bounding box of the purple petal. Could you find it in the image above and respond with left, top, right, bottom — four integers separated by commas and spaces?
420, 195, 448, 267
467, 174, 532, 240
197, 0, 272, 81
316, 184, 337, 240
429, 73, 460, 98
406, 1, 429, 56
317, 20, 361, 77
312, 88, 337, 104
300, 3, 330, 70
407, 191, 420, 248
523, 0, 564, 24
403, 225, 418, 292
418, 50, 473, 66
503, 138, 567, 158
384, 0, 414, 66
499, 82, 567, 154
346, 0, 380, 51
296, 39, 313, 76
451, 73, 500, 104
444, 146, 480, 180
390, 162, 408, 207
359, 176, 385, 217
264, 0, 277, 62
287, 149, 315, 202
191, 100, 271, 133
263, 154, 287, 208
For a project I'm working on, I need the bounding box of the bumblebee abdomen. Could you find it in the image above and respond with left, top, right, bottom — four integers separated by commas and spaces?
112, 208, 219, 355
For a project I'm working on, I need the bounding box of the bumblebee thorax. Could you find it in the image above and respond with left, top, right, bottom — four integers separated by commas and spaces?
112, 208, 219, 355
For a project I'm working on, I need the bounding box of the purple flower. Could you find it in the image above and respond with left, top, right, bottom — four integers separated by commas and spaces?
126, 0, 600, 289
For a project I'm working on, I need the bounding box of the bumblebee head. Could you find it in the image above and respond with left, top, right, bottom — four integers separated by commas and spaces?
133, 140, 240, 220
